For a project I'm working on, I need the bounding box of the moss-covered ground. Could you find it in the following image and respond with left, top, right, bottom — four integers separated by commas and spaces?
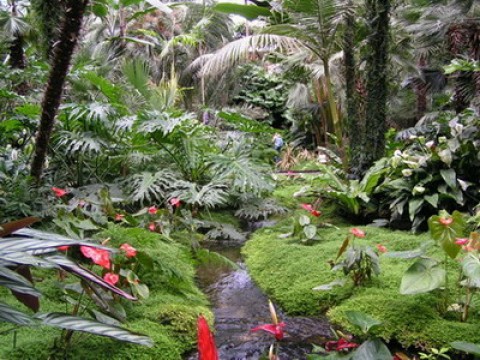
0, 226, 212, 360
243, 178, 480, 349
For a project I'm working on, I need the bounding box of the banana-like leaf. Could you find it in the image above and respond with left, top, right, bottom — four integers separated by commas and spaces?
0, 302, 34, 325
36, 313, 153, 347
45, 256, 136, 301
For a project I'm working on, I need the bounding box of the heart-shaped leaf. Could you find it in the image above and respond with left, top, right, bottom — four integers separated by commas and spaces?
400, 258, 445, 295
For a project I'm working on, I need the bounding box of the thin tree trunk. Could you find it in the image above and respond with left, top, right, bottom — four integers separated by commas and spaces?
30, 0, 89, 181
415, 55, 427, 121
343, 5, 361, 173
361, 0, 390, 172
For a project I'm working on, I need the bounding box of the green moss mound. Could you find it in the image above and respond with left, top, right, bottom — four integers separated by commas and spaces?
0, 227, 211, 360
244, 219, 480, 348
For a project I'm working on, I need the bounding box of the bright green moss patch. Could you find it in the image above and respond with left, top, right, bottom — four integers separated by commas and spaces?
244, 216, 480, 348
0, 227, 211, 360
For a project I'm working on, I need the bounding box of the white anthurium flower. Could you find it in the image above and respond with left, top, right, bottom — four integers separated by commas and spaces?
402, 169, 413, 177
413, 185, 426, 195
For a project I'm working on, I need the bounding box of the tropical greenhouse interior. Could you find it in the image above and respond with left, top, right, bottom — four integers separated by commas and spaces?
0, 0, 479, 359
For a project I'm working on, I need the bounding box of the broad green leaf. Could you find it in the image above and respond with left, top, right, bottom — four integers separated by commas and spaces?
0, 302, 34, 325
352, 339, 391, 360
424, 194, 439, 208
461, 254, 480, 288
408, 198, 424, 222
428, 211, 466, 259
312, 279, 346, 291
304, 225, 317, 239
450, 341, 480, 356
400, 258, 445, 295
214, 3, 272, 20
440, 168, 457, 189
345, 311, 382, 334
36, 313, 153, 346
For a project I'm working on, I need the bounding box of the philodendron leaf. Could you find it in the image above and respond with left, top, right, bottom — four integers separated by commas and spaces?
352, 339, 391, 360
400, 258, 445, 295
428, 211, 466, 259
36, 313, 154, 346
344, 311, 382, 334
450, 341, 480, 356
461, 254, 480, 287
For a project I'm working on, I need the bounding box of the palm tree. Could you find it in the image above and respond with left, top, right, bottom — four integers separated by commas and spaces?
197, 0, 349, 143
30, 0, 90, 181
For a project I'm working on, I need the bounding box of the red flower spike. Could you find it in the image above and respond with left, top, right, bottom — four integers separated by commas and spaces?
197, 315, 219, 360
80, 246, 111, 269
57, 246, 70, 251
439, 217, 453, 226
120, 243, 137, 258
455, 238, 469, 245
148, 206, 158, 215
169, 198, 181, 208
251, 322, 286, 341
376, 244, 388, 253
114, 214, 125, 221
350, 228, 366, 238
52, 187, 68, 197
301, 203, 313, 211
103, 272, 119, 286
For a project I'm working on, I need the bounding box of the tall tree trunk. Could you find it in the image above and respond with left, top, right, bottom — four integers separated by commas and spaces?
343, 5, 361, 173
30, 0, 89, 182
361, 0, 390, 172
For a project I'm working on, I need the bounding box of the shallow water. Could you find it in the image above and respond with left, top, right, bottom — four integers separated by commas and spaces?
188, 242, 331, 360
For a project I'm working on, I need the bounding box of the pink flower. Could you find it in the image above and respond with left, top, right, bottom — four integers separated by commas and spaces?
376, 244, 388, 253
301, 203, 313, 211
169, 198, 181, 208
52, 187, 68, 197
80, 246, 111, 269
148, 206, 158, 215
251, 322, 286, 341
325, 338, 359, 352
148, 223, 156, 231
439, 217, 453, 226
455, 238, 469, 245
120, 243, 137, 258
103, 272, 119, 286
57, 246, 70, 251
114, 214, 125, 221
350, 228, 366, 238
197, 315, 219, 360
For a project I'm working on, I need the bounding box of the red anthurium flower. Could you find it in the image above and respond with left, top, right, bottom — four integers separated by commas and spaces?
114, 214, 125, 221
80, 246, 111, 269
439, 217, 453, 226
301, 203, 313, 211
197, 315, 219, 360
325, 338, 359, 352
148, 223, 156, 231
120, 243, 137, 258
251, 322, 286, 341
57, 246, 70, 251
310, 210, 322, 217
169, 198, 181, 208
52, 187, 68, 197
148, 206, 158, 215
376, 244, 388, 253
350, 228, 366, 238
103, 272, 119, 286
455, 238, 469, 245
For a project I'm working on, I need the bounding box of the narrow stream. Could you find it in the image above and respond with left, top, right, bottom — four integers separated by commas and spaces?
187, 222, 332, 360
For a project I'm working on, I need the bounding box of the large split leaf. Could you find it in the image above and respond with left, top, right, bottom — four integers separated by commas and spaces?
400, 258, 445, 295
